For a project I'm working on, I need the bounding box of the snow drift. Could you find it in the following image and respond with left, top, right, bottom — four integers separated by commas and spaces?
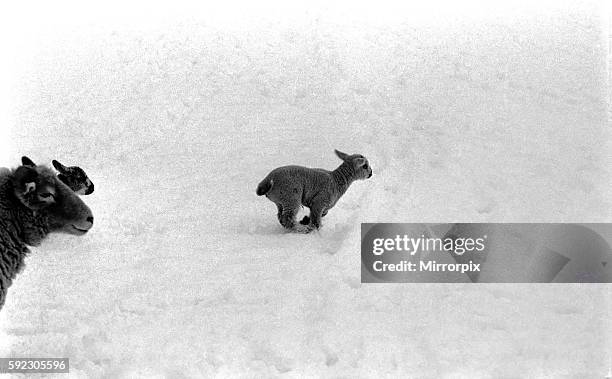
0, 1, 610, 377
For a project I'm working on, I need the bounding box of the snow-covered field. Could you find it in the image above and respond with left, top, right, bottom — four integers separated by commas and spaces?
0, 1, 611, 377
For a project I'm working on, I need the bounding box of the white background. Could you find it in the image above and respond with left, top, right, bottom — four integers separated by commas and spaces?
0, 0, 610, 377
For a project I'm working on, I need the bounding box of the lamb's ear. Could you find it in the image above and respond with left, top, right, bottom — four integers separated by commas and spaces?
354, 157, 366, 166
52, 159, 68, 173
21, 156, 36, 167
335, 149, 349, 161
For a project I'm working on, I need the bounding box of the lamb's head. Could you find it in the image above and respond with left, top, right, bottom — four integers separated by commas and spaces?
11, 163, 94, 237
334, 149, 373, 180
52, 159, 94, 195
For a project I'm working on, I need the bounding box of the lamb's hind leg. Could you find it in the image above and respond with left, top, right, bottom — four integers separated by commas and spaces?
278, 205, 298, 230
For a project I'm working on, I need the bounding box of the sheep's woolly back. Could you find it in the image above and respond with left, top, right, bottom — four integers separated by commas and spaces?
0, 169, 32, 309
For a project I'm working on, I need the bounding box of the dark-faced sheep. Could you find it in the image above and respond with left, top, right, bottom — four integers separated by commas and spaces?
22, 156, 94, 195
0, 161, 94, 310
256, 149, 372, 233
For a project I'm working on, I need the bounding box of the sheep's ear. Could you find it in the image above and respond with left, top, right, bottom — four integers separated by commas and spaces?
24, 182, 36, 194
12, 166, 38, 194
21, 156, 36, 167
335, 149, 349, 161
52, 159, 68, 173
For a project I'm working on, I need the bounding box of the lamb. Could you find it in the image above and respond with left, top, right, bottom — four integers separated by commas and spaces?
22, 156, 94, 195
256, 149, 372, 233
0, 160, 94, 311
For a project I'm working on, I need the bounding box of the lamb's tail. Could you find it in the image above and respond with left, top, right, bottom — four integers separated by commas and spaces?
256, 177, 273, 196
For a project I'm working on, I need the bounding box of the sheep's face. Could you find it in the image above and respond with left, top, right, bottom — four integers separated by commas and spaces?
52, 160, 94, 195
12, 165, 94, 236
335, 149, 373, 180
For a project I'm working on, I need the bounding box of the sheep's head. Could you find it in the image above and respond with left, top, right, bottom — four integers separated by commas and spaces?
11, 163, 94, 236
335, 149, 373, 180
52, 159, 94, 195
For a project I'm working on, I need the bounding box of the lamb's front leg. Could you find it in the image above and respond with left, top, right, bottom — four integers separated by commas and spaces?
279, 206, 298, 230
276, 204, 283, 224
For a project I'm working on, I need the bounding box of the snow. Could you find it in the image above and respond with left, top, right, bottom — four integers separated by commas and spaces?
0, 1, 611, 377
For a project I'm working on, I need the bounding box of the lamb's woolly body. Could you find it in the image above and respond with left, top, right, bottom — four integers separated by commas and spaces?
257, 150, 372, 232
261, 164, 352, 210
